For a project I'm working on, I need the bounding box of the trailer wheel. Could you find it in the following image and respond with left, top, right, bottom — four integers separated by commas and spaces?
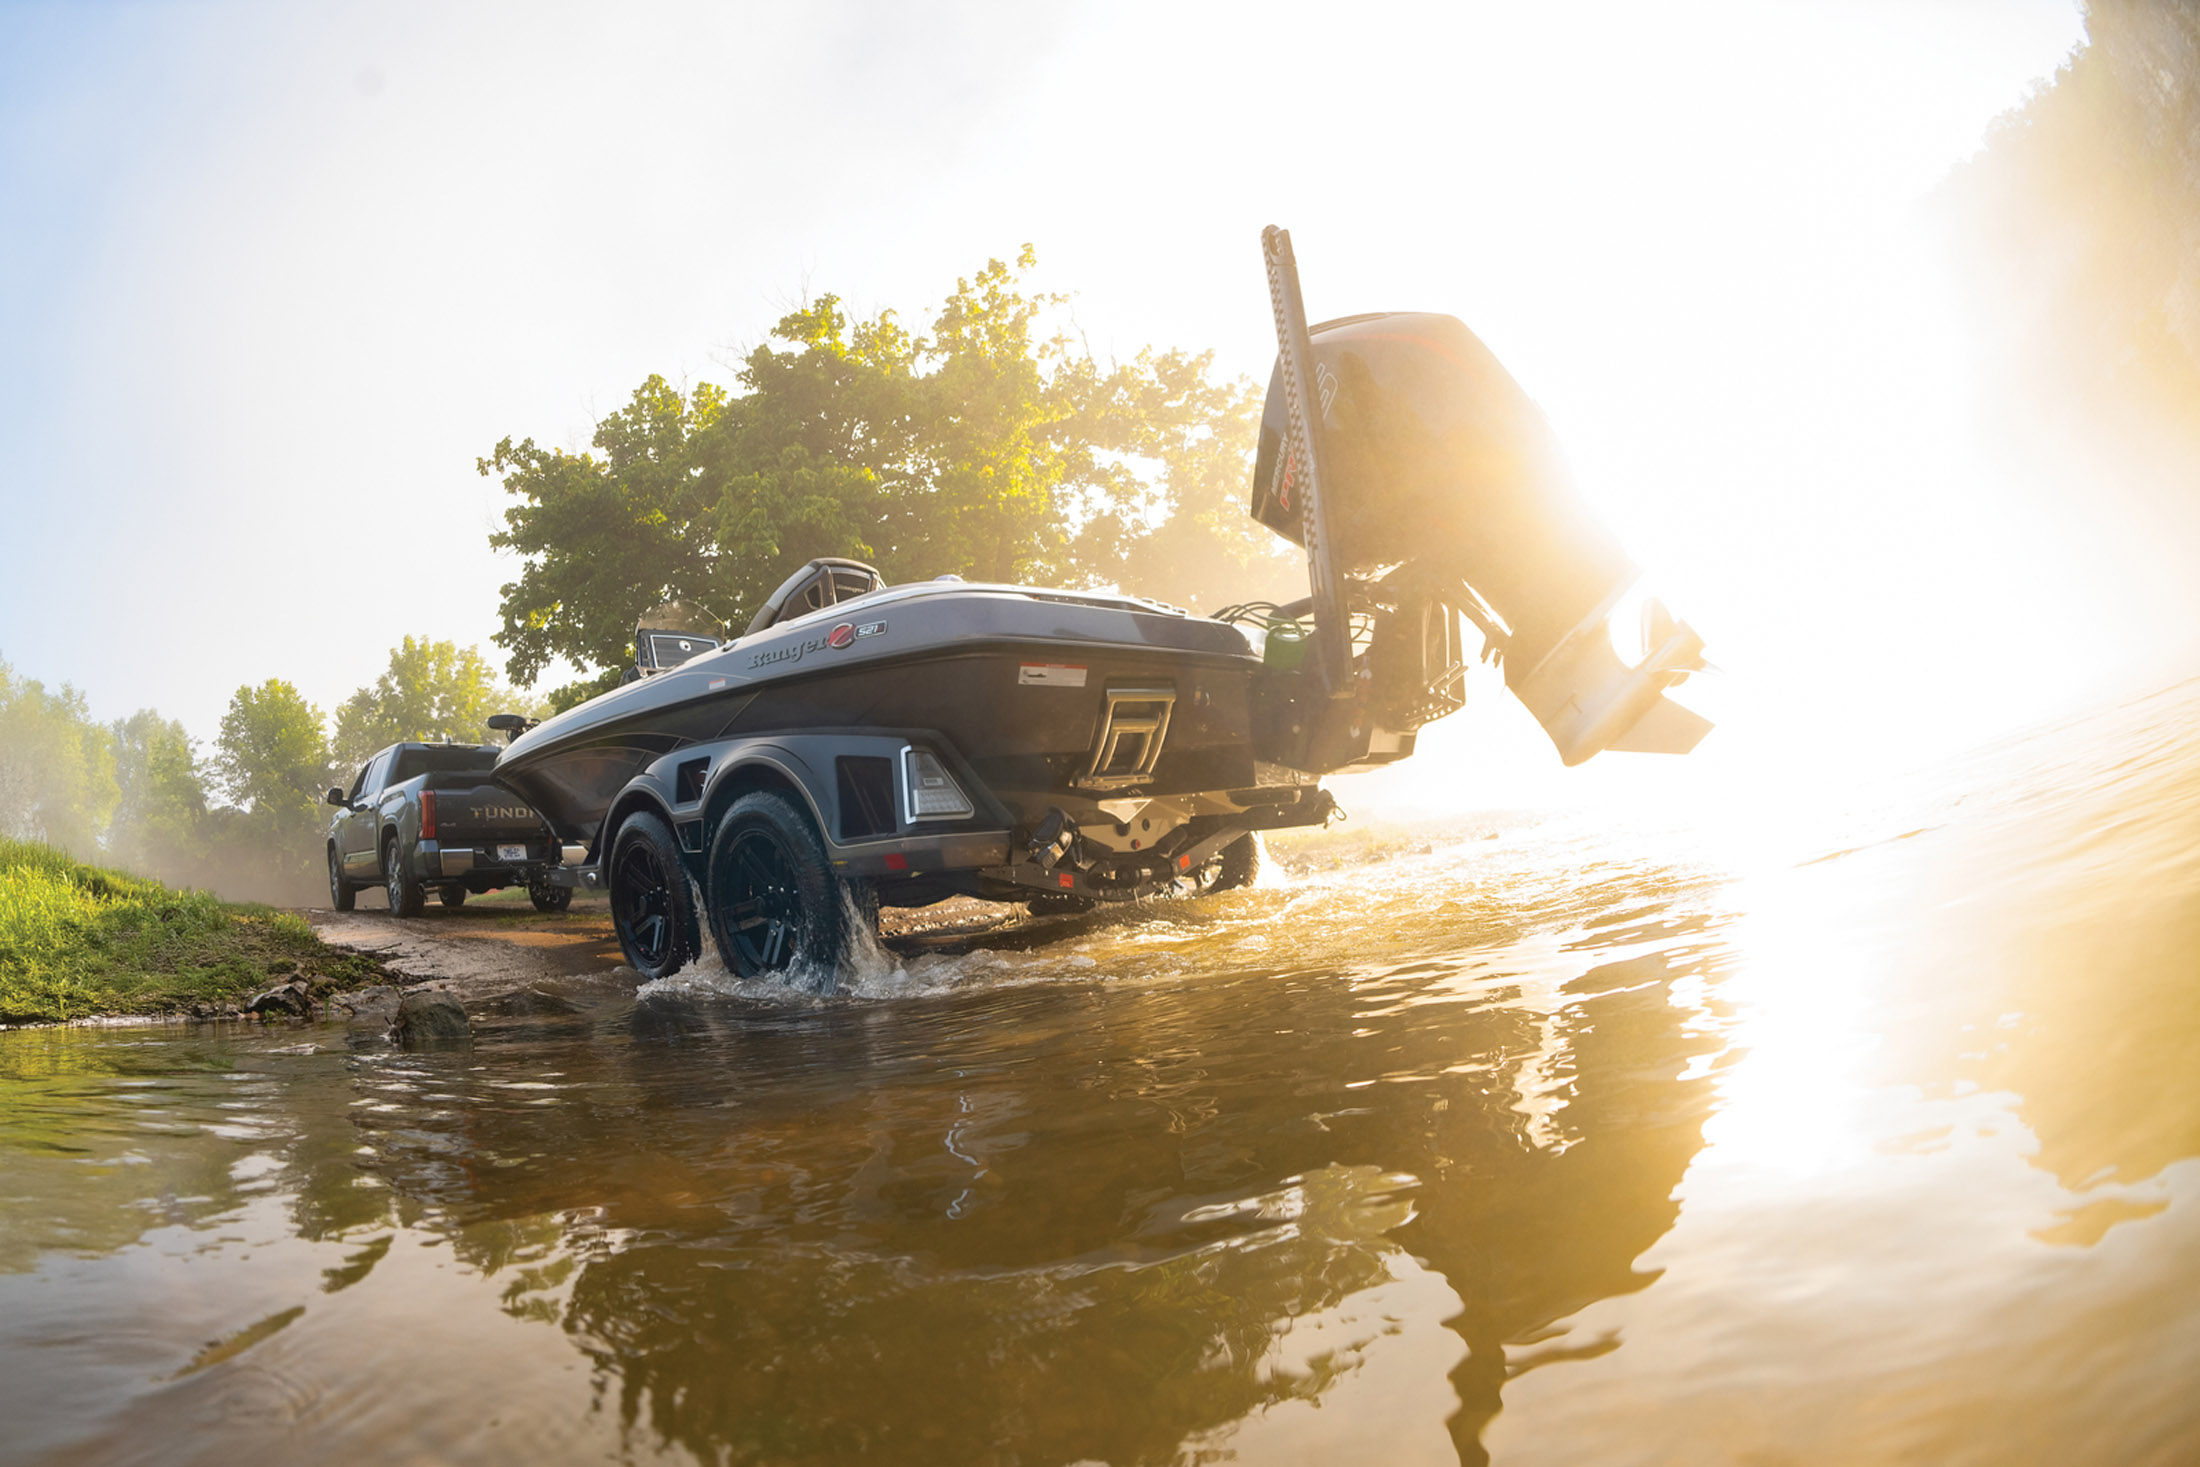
704, 792, 851, 988
529, 880, 571, 914
1173, 832, 1265, 898
439, 885, 467, 909
1211, 832, 1266, 892
607, 812, 698, 979
384, 835, 425, 917
328, 846, 355, 912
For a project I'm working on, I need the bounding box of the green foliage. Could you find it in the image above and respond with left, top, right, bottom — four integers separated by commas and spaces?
214, 679, 332, 873
108, 709, 207, 877
0, 655, 119, 858
1072, 344, 1281, 610
484, 249, 1299, 688
483, 377, 740, 689
3, 641, 553, 903
3, 641, 555, 904
913, 249, 1080, 583
0, 838, 390, 1025
332, 636, 530, 770
1949, 2, 2200, 436
545, 666, 628, 716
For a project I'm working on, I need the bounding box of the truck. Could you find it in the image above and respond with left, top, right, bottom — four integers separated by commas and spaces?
324, 741, 583, 916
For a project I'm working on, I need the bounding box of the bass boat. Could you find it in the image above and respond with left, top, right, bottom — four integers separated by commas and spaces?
492, 229, 1711, 982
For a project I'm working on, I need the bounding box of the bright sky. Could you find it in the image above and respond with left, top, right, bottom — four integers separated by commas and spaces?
1, 0, 2121, 813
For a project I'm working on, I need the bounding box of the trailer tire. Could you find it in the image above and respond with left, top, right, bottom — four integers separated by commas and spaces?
384, 835, 424, 918
1173, 832, 1265, 898
328, 846, 355, 912
704, 792, 851, 989
439, 885, 467, 909
607, 812, 698, 979
529, 879, 571, 913
1211, 832, 1266, 892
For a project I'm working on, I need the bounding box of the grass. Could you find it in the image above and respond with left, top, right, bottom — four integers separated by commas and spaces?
0, 839, 392, 1026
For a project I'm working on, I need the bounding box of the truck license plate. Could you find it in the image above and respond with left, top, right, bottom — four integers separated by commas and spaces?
497, 844, 527, 862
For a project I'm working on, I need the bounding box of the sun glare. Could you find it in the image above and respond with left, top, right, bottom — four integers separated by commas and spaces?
1695, 868, 1888, 1179
1324, 3, 2106, 820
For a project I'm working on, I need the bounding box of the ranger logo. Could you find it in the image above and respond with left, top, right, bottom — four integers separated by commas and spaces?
749, 620, 886, 669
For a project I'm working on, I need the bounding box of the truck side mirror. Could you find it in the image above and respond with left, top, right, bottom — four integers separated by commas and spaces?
325, 787, 348, 807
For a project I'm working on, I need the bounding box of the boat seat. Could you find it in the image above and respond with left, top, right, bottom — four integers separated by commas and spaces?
746, 558, 887, 636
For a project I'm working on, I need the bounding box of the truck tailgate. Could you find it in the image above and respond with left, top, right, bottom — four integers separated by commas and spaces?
424, 776, 550, 844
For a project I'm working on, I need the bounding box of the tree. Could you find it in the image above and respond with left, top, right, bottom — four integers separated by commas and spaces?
482, 249, 1298, 696
332, 637, 525, 770
483, 378, 739, 690
1946, 2, 2200, 459
108, 709, 209, 879
483, 298, 918, 691
905, 249, 1082, 583
0, 655, 119, 857
1071, 346, 1295, 611
214, 680, 331, 872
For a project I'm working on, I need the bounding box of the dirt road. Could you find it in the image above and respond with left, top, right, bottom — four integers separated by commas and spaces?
305, 893, 1035, 1007
307, 899, 630, 998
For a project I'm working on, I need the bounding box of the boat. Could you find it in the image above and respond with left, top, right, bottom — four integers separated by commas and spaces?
491, 228, 1711, 982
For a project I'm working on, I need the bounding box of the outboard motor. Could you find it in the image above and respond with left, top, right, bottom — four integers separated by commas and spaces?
1249, 227, 1709, 769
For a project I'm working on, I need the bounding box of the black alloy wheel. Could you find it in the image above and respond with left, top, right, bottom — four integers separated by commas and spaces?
385, 836, 425, 917
705, 792, 849, 986
529, 880, 571, 914
328, 845, 355, 912
439, 885, 467, 909
608, 812, 698, 979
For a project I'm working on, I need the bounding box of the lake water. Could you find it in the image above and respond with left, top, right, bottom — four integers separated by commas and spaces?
4, 681, 2198, 1465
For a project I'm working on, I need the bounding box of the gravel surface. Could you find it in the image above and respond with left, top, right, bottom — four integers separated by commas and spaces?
305, 894, 1033, 1006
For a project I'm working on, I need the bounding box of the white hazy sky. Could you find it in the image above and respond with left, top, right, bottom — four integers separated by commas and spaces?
5, 0, 2138, 813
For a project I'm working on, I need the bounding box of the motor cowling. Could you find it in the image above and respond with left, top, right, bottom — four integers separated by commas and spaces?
1250, 310, 1708, 766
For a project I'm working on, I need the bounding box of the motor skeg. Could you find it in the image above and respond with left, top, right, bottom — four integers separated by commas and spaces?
1249, 308, 1709, 765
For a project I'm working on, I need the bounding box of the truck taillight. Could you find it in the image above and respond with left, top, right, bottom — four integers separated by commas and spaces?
420, 790, 437, 840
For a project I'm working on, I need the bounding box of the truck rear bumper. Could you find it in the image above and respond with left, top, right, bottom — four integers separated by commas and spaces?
420, 841, 568, 883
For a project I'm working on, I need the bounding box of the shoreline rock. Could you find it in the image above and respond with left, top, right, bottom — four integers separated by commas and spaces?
393, 989, 471, 1048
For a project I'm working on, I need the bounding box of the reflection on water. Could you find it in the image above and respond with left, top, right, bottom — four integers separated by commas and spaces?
5, 682, 2200, 1465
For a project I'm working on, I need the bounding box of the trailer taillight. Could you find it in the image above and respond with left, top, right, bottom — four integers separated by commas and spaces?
901, 747, 973, 821
420, 790, 437, 840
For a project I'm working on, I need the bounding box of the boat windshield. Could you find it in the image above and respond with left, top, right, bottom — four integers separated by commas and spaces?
642, 631, 721, 671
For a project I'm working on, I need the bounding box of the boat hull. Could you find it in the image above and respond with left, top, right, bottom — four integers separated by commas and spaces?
493, 584, 1319, 897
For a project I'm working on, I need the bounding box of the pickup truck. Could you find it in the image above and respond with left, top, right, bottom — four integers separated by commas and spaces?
324, 741, 582, 916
